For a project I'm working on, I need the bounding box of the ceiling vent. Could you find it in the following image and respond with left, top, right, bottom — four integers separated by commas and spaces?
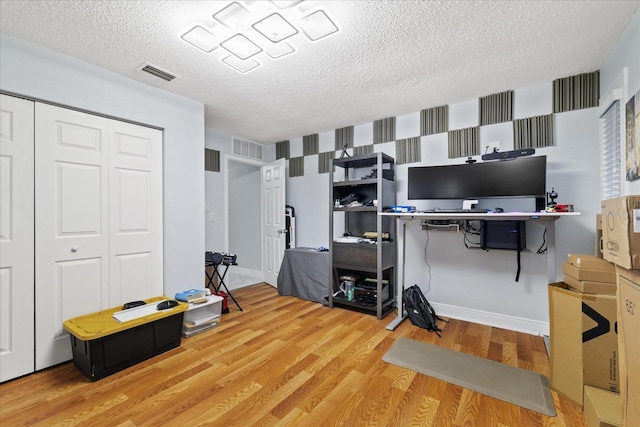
233, 137, 263, 161
140, 63, 177, 82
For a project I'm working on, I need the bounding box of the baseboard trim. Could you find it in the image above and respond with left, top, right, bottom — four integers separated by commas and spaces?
430, 302, 549, 336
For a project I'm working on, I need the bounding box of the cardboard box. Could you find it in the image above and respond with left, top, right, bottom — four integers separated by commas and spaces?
564, 273, 617, 295
601, 196, 640, 270
567, 254, 616, 272
549, 282, 619, 406
564, 254, 616, 294
616, 267, 640, 427
563, 262, 616, 284
584, 386, 622, 427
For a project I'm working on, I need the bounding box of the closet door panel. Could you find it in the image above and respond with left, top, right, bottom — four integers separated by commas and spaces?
35, 104, 109, 369
0, 95, 34, 382
109, 121, 163, 306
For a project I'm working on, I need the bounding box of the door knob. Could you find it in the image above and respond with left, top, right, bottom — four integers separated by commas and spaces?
277, 229, 288, 234
71, 245, 79, 253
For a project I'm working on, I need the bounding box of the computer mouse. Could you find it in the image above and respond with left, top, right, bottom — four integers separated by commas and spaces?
494, 207, 504, 213
157, 300, 179, 310
122, 300, 146, 310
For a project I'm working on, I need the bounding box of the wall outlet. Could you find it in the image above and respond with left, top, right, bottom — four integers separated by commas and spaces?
485, 140, 501, 154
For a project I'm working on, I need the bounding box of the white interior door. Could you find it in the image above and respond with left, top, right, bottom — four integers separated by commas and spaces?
261, 158, 286, 287
35, 104, 110, 369
0, 95, 35, 382
108, 120, 163, 306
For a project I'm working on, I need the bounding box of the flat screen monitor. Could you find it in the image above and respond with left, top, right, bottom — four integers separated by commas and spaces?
407, 156, 546, 200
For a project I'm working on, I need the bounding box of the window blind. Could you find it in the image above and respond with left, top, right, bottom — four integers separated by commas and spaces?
601, 101, 620, 200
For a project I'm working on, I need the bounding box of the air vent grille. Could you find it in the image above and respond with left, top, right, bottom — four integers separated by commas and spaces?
233, 137, 263, 160
141, 64, 177, 82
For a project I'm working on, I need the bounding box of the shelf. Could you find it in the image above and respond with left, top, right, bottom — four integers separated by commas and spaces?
333, 206, 378, 212
331, 296, 396, 318
333, 178, 393, 187
329, 152, 397, 319
333, 153, 395, 169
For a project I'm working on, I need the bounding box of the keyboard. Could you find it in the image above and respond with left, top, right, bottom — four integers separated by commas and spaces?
422, 208, 489, 213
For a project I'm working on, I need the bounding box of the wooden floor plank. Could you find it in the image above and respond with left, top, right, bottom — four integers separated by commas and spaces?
0, 284, 589, 426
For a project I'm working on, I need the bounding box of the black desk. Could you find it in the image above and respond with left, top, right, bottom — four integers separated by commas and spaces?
277, 247, 329, 304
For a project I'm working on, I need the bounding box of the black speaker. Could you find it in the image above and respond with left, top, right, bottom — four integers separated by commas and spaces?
481, 148, 535, 161
481, 221, 526, 250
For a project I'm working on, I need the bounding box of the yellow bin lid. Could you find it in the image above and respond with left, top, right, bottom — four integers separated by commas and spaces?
63, 296, 188, 340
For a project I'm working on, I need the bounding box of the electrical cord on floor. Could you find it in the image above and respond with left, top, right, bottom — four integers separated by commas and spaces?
537, 226, 547, 254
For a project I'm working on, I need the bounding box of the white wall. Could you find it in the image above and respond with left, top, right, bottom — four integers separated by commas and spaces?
281, 75, 601, 336
205, 128, 230, 252
600, 8, 640, 196
0, 35, 205, 299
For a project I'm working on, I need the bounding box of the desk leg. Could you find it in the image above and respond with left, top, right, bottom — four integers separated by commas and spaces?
547, 220, 557, 283
386, 217, 407, 330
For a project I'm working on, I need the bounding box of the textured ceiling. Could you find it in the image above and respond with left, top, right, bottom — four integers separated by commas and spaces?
1, 0, 638, 144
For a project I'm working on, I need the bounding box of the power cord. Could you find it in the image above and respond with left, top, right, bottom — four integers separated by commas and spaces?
422, 222, 432, 293
461, 220, 482, 249
537, 226, 547, 254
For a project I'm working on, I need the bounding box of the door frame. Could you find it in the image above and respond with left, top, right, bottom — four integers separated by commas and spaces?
223, 154, 265, 279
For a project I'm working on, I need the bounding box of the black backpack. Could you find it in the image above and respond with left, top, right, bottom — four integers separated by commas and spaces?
403, 285, 447, 336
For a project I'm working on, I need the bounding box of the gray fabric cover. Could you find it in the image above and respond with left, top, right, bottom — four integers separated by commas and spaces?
277, 248, 329, 304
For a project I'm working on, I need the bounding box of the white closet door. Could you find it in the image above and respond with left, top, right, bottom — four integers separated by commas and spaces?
108, 120, 163, 305
35, 104, 110, 369
0, 95, 35, 382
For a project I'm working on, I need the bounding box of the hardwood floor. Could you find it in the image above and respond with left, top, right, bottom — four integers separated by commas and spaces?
0, 284, 587, 427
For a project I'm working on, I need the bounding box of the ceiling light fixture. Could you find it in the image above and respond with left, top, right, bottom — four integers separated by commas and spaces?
214, 2, 253, 30
263, 41, 296, 59
298, 10, 339, 42
220, 33, 263, 60
269, 0, 304, 10
252, 13, 298, 43
181, 25, 219, 53
221, 55, 261, 74
179, 1, 341, 74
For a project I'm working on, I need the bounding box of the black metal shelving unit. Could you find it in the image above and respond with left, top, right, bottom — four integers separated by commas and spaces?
328, 152, 396, 319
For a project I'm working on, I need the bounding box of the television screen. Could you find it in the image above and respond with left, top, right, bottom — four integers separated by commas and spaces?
407, 156, 546, 200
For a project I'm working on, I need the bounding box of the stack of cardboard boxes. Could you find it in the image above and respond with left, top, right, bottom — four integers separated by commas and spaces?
601, 196, 640, 427
549, 254, 619, 424
549, 196, 639, 427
